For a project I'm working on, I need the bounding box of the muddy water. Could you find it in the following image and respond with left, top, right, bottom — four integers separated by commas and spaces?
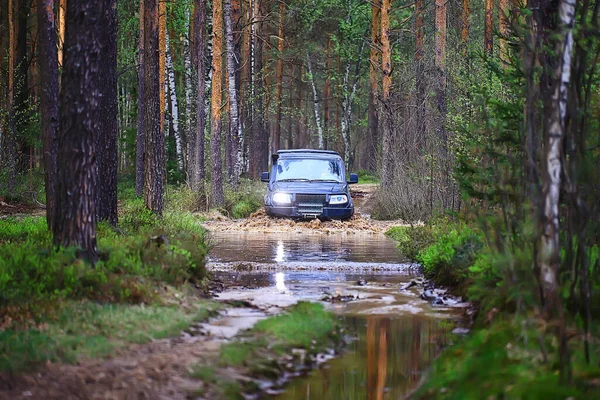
208, 232, 460, 399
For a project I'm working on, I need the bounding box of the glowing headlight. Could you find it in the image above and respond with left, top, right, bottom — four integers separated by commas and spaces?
272, 192, 292, 205
329, 194, 348, 205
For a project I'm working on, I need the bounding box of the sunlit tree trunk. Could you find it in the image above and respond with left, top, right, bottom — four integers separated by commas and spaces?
435, 0, 448, 207
499, 0, 510, 63
380, 0, 393, 187
135, 0, 145, 196
97, 0, 118, 225
375, 319, 389, 400
37, 0, 59, 229
367, 0, 380, 172
461, 0, 470, 47
53, 0, 105, 262
143, 0, 165, 215
211, 0, 225, 206
159, 0, 167, 135
58, 0, 66, 67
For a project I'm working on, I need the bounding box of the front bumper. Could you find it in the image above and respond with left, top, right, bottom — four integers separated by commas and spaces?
265, 205, 354, 220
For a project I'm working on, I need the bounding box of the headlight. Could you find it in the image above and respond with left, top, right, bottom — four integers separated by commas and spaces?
272, 192, 292, 205
329, 194, 348, 205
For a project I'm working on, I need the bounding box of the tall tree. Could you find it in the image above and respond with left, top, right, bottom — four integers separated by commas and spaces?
159, 0, 167, 135
190, 0, 208, 190
366, 0, 380, 171
210, 0, 225, 206
58, 0, 66, 67
37, 0, 59, 229
273, 0, 285, 152
143, 0, 165, 215
224, 0, 243, 185
97, 0, 118, 225
538, 0, 576, 380
306, 51, 324, 149
53, 0, 106, 262
135, 0, 145, 197
499, 0, 510, 63
324, 35, 331, 151
415, 0, 425, 149
380, 0, 393, 187
484, 0, 494, 54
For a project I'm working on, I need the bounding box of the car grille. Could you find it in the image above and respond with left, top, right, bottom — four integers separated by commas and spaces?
295, 194, 326, 216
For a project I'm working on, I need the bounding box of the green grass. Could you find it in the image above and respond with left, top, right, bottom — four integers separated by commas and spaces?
415, 318, 600, 400
356, 170, 380, 184
0, 299, 221, 372
217, 302, 338, 368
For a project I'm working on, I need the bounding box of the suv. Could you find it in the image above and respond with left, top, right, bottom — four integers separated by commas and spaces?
261, 149, 358, 220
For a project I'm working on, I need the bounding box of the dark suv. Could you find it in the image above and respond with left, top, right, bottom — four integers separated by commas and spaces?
261, 149, 358, 220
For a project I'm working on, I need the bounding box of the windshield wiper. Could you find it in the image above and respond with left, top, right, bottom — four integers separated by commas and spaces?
313, 179, 342, 183
276, 178, 311, 182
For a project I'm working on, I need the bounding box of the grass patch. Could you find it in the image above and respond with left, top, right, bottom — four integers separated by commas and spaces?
223, 180, 264, 219
356, 170, 380, 184
192, 302, 340, 398
0, 298, 221, 372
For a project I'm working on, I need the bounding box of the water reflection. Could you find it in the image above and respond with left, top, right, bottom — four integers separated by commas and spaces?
208, 232, 407, 264
278, 316, 449, 400
275, 272, 287, 292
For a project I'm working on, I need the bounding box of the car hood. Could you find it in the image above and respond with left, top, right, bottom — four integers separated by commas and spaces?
271, 181, 348, 194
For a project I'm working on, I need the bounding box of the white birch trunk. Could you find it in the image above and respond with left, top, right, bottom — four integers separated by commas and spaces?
306, 52, 323, 149
166, 32, 183, 170
184, 7, 193, 175
539, 0, 575, 308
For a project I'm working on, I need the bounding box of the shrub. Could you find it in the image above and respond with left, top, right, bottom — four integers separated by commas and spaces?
386, 224, 436, 260
223, 180, 264, 219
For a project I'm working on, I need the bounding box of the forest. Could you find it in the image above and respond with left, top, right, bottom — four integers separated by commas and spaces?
1, 0, 600, 398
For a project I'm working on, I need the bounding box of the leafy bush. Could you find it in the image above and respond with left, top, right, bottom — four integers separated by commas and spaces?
223, 180, 264, 219
386, 224, 436, 260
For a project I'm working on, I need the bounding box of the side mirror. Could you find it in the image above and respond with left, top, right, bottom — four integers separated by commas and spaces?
261, 172, 270, 182
348, 173, 358, 184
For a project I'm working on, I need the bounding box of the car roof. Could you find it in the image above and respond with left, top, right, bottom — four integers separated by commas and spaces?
276, 149, 341, 158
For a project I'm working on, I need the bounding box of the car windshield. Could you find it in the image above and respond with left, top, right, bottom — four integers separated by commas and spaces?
275, 158, 344, 182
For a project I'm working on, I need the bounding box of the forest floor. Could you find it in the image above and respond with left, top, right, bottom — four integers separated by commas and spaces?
0, 183, 394, 400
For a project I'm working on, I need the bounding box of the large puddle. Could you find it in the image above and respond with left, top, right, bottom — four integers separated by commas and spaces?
207, 231, 461, 399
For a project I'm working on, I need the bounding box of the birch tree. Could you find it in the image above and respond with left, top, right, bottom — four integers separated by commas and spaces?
306, 52, 324, 149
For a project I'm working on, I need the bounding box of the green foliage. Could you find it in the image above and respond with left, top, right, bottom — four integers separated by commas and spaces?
386, 224, 436, 260
0, 299, 219, 372
355, 170, 379, 184
415, 318, 600, 399
223, 180, 264, 219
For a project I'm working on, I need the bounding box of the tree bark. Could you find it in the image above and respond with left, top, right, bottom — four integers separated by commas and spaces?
485, 0, 494, 55
273, 0, 285, 153
306, 52, 324, 149
37, 0, 59, 229
53, 0, 105, 262
191, 0, 207, 190
159, 0, 167, 135
380, 0, 393, 187
143, 0, 164, 215
224, 0, 243, 186
97, 0, 118, 225
435, 0, 449, 207
367, 0, 380, 172
415, 0, 426, 150
499, 0, 510, 63
166, 32, 183, 170
135, 0, 145, 197
324, 35, 331, 151
211, 0, 225, 206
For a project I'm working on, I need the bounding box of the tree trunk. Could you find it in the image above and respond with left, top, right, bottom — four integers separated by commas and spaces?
499, 0, 510, 63
143, 0, 165, 215
211, 0, 225, 206
135, 0, 145, 197
306, 52, 324, 149
415, 0, 426, 151
485, 0, 494, 55
191, 0, 208, 190
53, 0, 105, 262
461, 0, 470, 47
224, 0, 243, 186
324, 35, 331, 151
272, 1, 285, 153
249, 0, 266, 178
159, 0, 167, 135
166, 32, 183, 170
435, 0, 448, 207
296, 64, 304, 148
380, 0, 393, 187
37, 0, 59, 229
538, 0, 575, 381
58, 0, 67, 67
367, 0, 380, 172
241, 0, 252, 170
184, 6, 193, 179
97, 0, 118, 225
287, 69, 294, 149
